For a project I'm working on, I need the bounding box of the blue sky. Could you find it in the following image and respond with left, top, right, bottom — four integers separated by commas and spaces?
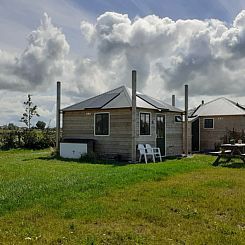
1, 0, 245, 54
72, 0, 243, 21
0, 0, 245, 126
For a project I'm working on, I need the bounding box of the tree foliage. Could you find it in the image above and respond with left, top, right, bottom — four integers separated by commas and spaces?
7, 123, 18, 130
0, 128, 56, 150
20, 94, 40, 129
36, 121, 46, 130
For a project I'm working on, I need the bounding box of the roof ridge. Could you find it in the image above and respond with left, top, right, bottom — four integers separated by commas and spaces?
192, 96, 245, 117
62, 85, 125, 110
63, 84, 183, 112
190, 104, 202, 117
225, 97, 245, 111
192, 97, 233, 115
201, 97, 226, 106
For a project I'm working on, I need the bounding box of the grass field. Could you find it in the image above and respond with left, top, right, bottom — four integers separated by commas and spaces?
0, 150, 245, 244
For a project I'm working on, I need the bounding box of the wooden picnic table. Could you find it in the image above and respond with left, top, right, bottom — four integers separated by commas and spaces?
211, 143, 245, 166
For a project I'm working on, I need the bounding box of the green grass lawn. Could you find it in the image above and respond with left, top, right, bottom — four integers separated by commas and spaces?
0, 150, 245, 244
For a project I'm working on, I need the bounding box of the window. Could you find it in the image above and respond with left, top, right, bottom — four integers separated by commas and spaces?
204, 118, 214, 129
94, 113, 109, 135
140, 113, 150, 135
175, 115, 182, 123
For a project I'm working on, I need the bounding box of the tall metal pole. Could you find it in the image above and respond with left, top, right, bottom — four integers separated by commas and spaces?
185, 84, 188, 156
56, 81, 61, 155
132, 70, 137, 163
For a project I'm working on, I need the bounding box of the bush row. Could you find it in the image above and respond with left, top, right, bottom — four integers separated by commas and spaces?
0, 129, 56, 150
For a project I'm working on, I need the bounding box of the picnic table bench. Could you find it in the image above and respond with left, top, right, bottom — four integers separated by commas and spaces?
209, 144, 245, 166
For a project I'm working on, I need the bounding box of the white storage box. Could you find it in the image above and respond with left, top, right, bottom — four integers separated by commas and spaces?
60, 143, 87, 159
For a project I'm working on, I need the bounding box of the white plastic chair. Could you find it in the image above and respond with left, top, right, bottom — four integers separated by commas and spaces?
145, 144, 162, 162
138, 144, 155, 163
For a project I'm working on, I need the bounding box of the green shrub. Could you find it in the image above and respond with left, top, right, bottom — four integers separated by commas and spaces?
0, 129, 56, 150
22, 130, 40, 149
39, 129, 56, 148
1, 130, 18, 149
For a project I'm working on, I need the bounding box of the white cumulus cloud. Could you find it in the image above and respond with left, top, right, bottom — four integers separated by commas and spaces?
2, 11, 245, 126
80, 11, 245, 99
0, 13, 71, 91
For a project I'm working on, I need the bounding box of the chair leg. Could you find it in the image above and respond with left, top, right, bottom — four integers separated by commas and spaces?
144, 154, 147, 163
139, 154, 142, 163
159, 155, 162, 162
152, 154, 155, 163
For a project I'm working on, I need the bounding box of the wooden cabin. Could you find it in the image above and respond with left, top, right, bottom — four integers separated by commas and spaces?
62, 86, 183, 161
189, 97, 245, 152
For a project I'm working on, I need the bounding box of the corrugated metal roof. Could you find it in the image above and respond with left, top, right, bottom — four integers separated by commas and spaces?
63, 87, 124, 111
63, 85, 183, 112
137, 94, 182, 112
191, 97, 245, 117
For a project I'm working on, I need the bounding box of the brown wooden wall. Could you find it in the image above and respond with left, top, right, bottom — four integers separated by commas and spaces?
135, 109, 183, 156
63, 108, 132, 160
199, 115, 245, 151
165, 112, 183, 156
62, 108, 183, 161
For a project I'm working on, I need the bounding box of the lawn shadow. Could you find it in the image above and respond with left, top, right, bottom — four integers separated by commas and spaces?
36, 155, 167, 167
221, 161, 245, 168
36, 155, 130, 167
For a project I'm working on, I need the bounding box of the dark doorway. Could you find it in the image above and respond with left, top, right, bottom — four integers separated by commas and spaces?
192, 118, 200, 152
156, 114, 165, 156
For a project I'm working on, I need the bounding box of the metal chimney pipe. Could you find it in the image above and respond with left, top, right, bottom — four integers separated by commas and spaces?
172, 95, 176, 107
185, 84, 188, 156
132, 70, 137, 163
56, 81, 61, 155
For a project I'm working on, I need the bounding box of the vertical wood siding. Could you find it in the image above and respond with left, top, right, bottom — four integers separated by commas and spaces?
135, 109, 183, 156
165, 112, 183, 156
63, 108, 132, 160
199, 115, 245, 151
62, 108, 183, 160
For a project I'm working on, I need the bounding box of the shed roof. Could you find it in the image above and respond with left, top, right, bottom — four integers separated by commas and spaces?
190, 97, 245, 117
63, 85, 182, 112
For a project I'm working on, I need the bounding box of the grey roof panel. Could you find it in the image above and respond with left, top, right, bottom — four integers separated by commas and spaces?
137, 94, 166, 109
191, 97, 245, 117
102, 91, 131, 108
63, 85, 183, 113
63, 92, 120, 111
85, 93, 119, 108
136, 96, 156, 109
137, 94, 183, 112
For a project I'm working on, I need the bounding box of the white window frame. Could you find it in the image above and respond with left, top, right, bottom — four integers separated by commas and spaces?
94, 112, 110, 136
203, 118, 214, 129
139, 112, 151, 136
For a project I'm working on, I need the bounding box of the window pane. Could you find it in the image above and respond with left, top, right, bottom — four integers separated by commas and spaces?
95, 114, 102, 134
175, 115, 182, 122
140, 113, 150, 135
102, 114, 109, 135
95, 113, 109, 135
204, 119, 213, 129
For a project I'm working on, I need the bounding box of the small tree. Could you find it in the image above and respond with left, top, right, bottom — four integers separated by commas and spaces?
20, 94, 40, 129
36, 120, 46, 130
7, 123, 18, 130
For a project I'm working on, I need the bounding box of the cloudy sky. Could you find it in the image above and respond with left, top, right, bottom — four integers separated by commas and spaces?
1, 0, 245, 126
